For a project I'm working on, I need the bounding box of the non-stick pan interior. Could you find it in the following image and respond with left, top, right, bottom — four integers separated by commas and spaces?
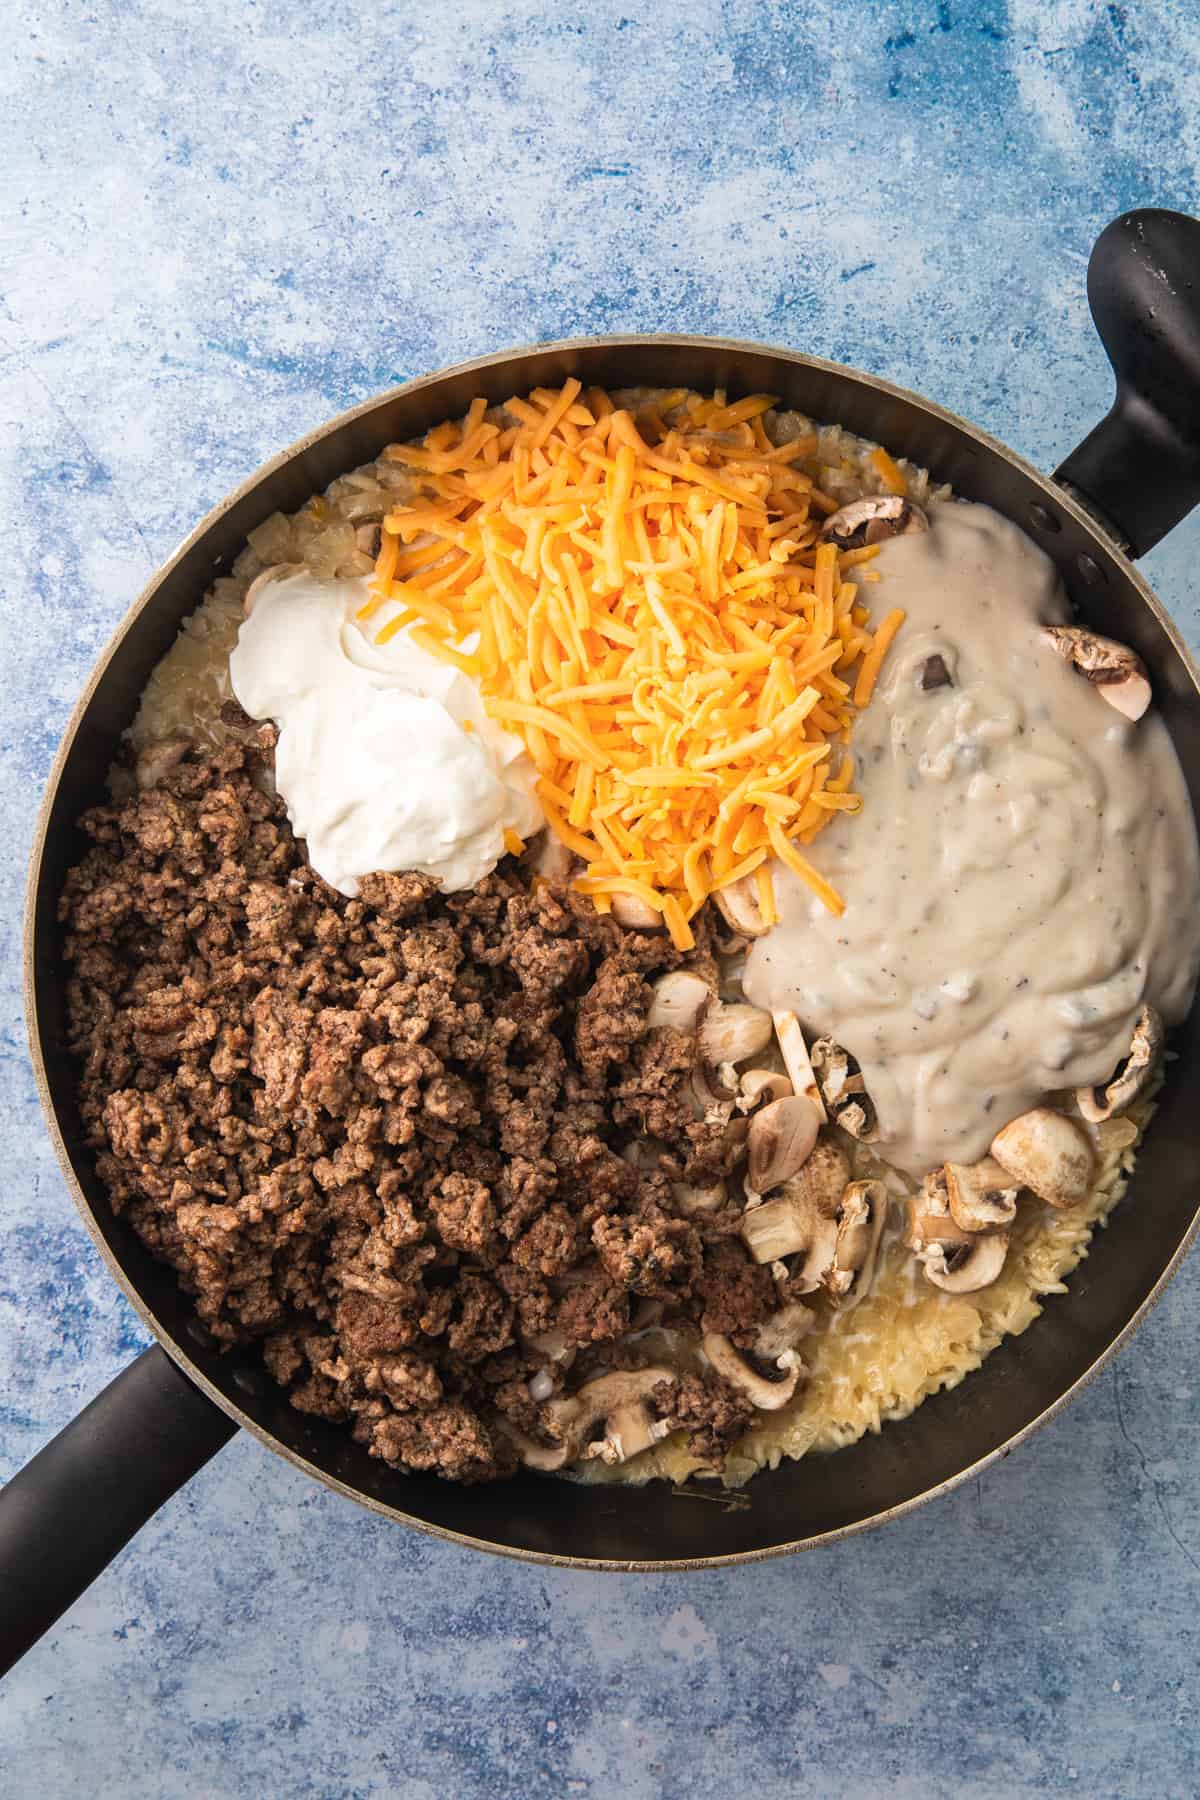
28, 340, 1200, 1564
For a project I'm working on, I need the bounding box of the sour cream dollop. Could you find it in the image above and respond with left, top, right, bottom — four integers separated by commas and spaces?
229, 572, 543, 895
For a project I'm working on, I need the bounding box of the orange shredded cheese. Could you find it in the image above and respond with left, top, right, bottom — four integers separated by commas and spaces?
371, 385, 908, 928
869, 447, 908, 496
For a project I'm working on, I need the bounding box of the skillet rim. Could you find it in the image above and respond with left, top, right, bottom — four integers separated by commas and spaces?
24, 331, 1200, 1571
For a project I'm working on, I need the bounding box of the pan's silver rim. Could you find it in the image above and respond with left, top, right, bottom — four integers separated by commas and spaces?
24, 332, 1200, 1571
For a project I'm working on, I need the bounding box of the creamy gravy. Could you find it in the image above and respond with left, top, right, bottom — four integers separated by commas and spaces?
745, 501, 1200, 1176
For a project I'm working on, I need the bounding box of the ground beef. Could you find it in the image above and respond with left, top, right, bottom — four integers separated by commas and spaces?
60, 745, 781, 1482
661, 1375, 756, 1467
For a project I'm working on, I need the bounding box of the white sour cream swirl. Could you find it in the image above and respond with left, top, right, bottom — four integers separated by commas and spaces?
229, 572, 543, 896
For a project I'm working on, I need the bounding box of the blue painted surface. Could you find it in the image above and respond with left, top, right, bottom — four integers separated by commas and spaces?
3, 1, 1200, 1793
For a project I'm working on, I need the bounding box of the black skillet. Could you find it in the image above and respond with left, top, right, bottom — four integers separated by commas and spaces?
4, 209, 1200, 1677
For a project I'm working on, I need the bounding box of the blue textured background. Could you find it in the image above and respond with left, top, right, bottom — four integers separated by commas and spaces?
4, 2, 1200, 1794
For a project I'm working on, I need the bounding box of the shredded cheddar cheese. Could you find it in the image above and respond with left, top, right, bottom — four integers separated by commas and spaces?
366, 385, 907, 943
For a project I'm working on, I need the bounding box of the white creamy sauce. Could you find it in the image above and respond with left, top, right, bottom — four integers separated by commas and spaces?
229, 572, 543, 896
745, 501, 1200, 1176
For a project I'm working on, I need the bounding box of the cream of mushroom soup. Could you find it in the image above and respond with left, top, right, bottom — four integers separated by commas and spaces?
745, 501, 1200, 1176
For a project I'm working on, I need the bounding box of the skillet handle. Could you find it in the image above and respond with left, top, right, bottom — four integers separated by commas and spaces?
0, 1345, 236, 1677
1055, 208, 1200, 556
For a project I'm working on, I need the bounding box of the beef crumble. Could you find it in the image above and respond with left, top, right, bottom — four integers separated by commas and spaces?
59, 744, 785, 1482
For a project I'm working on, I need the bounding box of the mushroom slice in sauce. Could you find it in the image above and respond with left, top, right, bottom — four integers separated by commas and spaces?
771, 1011, 827, 1122
922, 1231, 1011, 1294
737, 1069, 794, 1113
585, 1401, 673, 1466
740, 1145, 849, 1289
1076, 1004, 1163, 1123
702, 1332, 804, 1411
905, 1169, 1010, 1294
810, 1037, 879, 1141
508, 1367, 676, 1470
646, 970, 712, 1034
1041, 625, 1151, 721
944, 1156, 1021, 1234
712, 873, 771, 939
989, 1108, 1094, 1209
786, 1140, 853, 1214
611, 891, 666, 930
904, 1168, 973, 1256
824, 1178, 888, 1303
753, 1302, 815, 1363
695, 1001, 774, 1104
819, 494, 929, 550
699, 1002, 773, 1068
916, 652, 953, 691
746, 1094, 820, 1193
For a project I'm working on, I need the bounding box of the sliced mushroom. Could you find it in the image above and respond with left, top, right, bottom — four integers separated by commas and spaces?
804, 1237, 848, 1292
243, 561, 301, 616
611, 892, 665, 931
355, 522, 383, 558
646, 970, 712, 1034
737, 1069, 794, 1113
526, 830, 574, 884
811, 1037, 878, 1141
712, 873, 771, 939
670, 1178, 728, 1216
917, 652, 953, 691
502, 1423, 576, 1473
746, 1094, 820, 1193
740, 1155, 844, 1291
710, 922, 750, 960
944, 1156, 1021, 1233
990, 1108, 1094, 1209
508, 1367, 677, 1470
1042, 626, 1151, 721
922, 1231, 1010, 1294
585, 1399, 673, 1466
904, 1167, 973, 1256
904, 1169, 1010, 1293
771, 1011, 827, 1122
789, 1139, 853, 1213
691, 1062, 737, 1114
702, 1333, 803, 1411
700, 1002, 774, 1065
753, 1302, 815, 1362
820, 494, 929, 550
1076, 1004, 1163, 1122
691, 1001, 773, 1113
135, 736, 191, 792
824, 1178, 888, 1303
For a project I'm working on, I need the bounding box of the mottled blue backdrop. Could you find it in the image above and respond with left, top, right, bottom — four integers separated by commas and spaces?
3, 2, 1200, 1795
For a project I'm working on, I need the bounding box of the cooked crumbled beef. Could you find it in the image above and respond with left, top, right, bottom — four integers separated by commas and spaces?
612, 1027, 696, 1138
591, 1211, 702, 1297
660, 1375, 756, 1467
696, 1242, 779, 1342
60, 744, 779, 1482
574, 961, 651, 1085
